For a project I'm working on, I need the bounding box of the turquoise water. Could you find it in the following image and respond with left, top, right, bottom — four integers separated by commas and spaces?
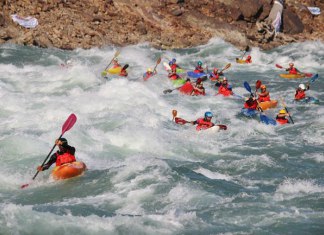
0, 39, 323, 235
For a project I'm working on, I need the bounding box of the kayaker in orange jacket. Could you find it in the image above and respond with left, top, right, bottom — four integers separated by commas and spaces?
286, 63, 300, 75
276, 109, 290, 125
294, 83, 309, 100
257, 85, 271, 102
37, 138, 76, 171
217, 77, 233, 96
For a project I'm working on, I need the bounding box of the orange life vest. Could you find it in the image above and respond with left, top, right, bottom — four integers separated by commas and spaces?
56, 152, 76, 166
295, 90, 305, 100
196, 118, 213, 131
258, 93, 271, 102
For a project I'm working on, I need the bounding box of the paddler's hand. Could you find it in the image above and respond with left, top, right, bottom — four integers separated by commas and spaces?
37, 166, 43, 171
55, 139, 63, 146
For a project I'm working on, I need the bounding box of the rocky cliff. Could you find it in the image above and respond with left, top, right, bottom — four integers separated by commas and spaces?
0, 0, 323, 50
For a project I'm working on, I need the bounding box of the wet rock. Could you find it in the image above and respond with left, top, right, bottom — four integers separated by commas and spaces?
283, 9, 304, 34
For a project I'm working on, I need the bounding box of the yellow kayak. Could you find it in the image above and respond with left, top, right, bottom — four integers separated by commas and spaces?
236, 58, 247, 64
52, 161, 86, 180
258, 100, 278, 111
107, 66, 122, 74
279, 74, 306, 79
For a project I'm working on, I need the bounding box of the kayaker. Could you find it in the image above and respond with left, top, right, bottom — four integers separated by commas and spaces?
245, 55, 252, 63
244, 95, 259, 110
276, 109, 290, 125
210, 68, 223, 81
294, 83, 309, 100
143, 68, 157, 81
194, 61, 204, 73
257, 85, 271, 102
168, 62, 180, 80
37, 138, 76, 171
286, 63, 300, 74
217, 77, 233, 96
191, 78, 205, 96
170, 58, 181, 71
190, 111, 215, 130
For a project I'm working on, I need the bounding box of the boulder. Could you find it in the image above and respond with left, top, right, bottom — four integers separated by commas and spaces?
282, 9, 304, 34
238, 0, 263, 21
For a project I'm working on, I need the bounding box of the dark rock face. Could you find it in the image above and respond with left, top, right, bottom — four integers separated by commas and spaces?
0, 0, 323, 50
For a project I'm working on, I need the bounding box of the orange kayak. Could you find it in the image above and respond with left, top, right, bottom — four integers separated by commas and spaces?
258, 100, 278, 111
279, 74, 306, 79
51, 161, 86, 180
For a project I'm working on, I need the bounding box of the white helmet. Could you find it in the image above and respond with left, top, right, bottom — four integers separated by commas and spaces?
299, 84, 306, 90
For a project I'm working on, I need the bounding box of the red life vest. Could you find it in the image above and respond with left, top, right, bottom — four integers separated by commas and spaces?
258, 94, 271, 102
244, 101, 258, 109
168, 73, 179, 80
196, 118, 213, 131
276, 116, 289, 125
192, 86, 205, 96
194, 66, 204, 73
171, 64, 177, 71
143, 72, 153, 81
56, 152, 76, 166
289, 67, 298, 74
218, 85, 232, 96
119, 69, 128, 77
210, 73, 220, 81
245, 58, 252, 63
295, 90, 305, 100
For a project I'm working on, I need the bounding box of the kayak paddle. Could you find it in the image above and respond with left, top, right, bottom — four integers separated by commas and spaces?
275, 64, 312, 78
21, 113, 77, 189
240, 45, 250, 60
153, 57, 161, 73
309, 73, 319, 83
280, 97, 294, 124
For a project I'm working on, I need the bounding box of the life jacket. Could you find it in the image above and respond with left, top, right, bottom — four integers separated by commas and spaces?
194, 66, 204, 73
289, 67, 298, 74
276, 116, 289, 125
168, 73, 179, 80
112, 64, 121, 69
196, 118, 213, 131
143, 72, 152, 81
171, 64, 177, 71
244, 100, 258, 109
218, 85, 232, 96
179, 81, 194, 95
210, 72, 220, 81
258, 93, 271, 102
295, 90, 305, 100
55, 152, 76, 166
192, 86, 205, 96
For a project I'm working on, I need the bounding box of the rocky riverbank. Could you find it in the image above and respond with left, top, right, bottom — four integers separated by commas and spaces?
0, 0, 323, 50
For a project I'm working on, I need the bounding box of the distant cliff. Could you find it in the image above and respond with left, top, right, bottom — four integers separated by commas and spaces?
0, 0, 323, 50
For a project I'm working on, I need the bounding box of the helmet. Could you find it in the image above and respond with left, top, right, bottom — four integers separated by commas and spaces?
223, 77, 227, 81
260, 85, 266, 89
205, 111, 213, 118
172, 58, 176, 63
169, 61, 173, 66
58, 137, 68, 146
196, 78, 202, 84
289, 62, 294, 66
147, 68, 152, 72
279, 109, 286, 114
213, 68, 218, 72
247, 55, 251, 59
299, 84, 306, 90
197, 61, 202, 66
113, 58, 118, 62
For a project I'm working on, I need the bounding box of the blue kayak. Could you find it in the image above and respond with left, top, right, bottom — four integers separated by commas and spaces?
241, 108, 258, 117
295, 96, 319, 104
187, 71, 207, 79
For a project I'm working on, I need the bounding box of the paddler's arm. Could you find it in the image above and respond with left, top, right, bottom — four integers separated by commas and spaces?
37, 153, 57, 171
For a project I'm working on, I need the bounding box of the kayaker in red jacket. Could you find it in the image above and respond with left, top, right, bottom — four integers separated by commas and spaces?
245, 55, 252, 63
191, 78, 205, 96
217, 77, 233, 96
37, 138, 76, 171
170, 58, 181, 71
286, 63, 300, 74
143, 68, 157, 81
294, 83, 309, 100
244, 96, 259, 110
191, 111, 215, 131
276, 109, 290, 125
257, 85, 271, 102
210, 68, 224, 81
194, 61, 204, 73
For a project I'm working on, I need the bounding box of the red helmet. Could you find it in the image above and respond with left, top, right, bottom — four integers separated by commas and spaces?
247, 55, 251, 59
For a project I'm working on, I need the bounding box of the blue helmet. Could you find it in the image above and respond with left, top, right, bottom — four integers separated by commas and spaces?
172, 58, 176, 63
205, 111, 213, 118
169, 61, 173, 66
